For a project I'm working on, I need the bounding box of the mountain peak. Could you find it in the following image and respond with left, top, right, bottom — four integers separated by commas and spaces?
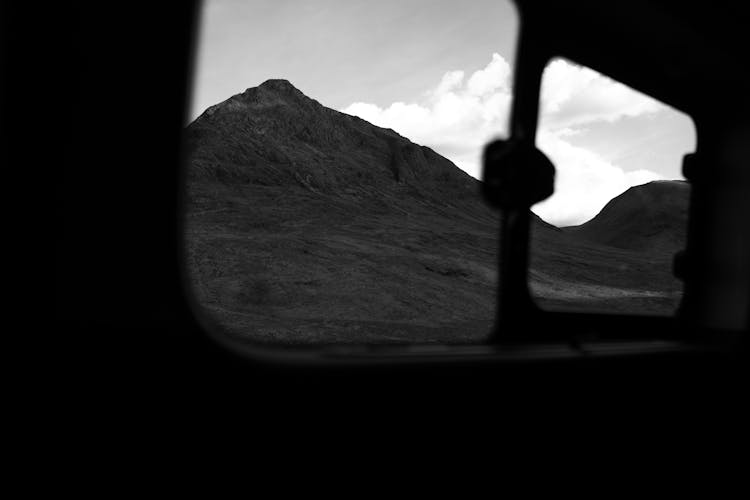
257, 79, 299, 93
197, 79, 311, 119
249, 79, 309, 103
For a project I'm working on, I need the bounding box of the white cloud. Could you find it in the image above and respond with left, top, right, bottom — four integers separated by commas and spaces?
466, 53, 511, 96
341, 52, 514, 179
533, 130, 663, 226
534, 59, 665, 225
341, 55, 667, 226
539, 59, 663, 130
433, 70, 465, 96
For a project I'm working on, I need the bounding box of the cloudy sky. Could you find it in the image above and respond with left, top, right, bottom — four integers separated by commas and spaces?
191, 0, 695, 226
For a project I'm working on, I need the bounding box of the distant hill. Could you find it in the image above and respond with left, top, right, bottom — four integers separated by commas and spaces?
565, 180, 689, 254
184, 80, 688, 344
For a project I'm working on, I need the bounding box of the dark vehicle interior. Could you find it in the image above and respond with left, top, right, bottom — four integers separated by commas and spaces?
46, 0, 747, 430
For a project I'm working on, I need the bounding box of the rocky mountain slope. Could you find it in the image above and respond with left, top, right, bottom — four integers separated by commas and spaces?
184, 80, 688, 344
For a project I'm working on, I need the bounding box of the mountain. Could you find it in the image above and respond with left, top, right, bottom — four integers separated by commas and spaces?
529, 180, 688, 315
184, 80, 687, 344
566, 180, 689, 254
186, 79, 479, 204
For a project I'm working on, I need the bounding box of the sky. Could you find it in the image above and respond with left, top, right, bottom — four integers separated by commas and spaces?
190, 0, 696, 227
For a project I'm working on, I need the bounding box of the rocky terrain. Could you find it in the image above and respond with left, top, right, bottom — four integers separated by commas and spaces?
183, 79, 688, 344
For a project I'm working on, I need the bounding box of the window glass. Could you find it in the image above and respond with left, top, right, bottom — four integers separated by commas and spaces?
185, 0, 519, 344
529, 58, 696, 315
